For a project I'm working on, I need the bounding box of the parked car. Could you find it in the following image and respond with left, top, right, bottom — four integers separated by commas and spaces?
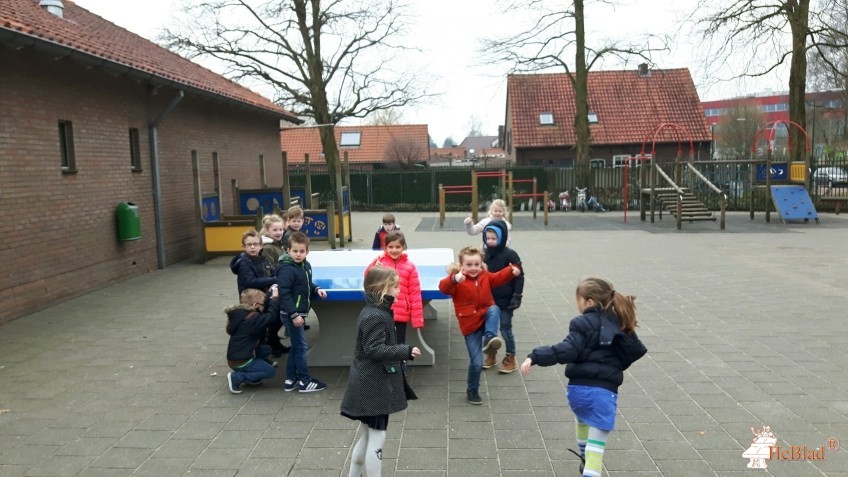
812, 167, 848, 188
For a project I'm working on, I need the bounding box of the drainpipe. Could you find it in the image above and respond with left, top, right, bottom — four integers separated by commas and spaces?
149, 90, 184, 269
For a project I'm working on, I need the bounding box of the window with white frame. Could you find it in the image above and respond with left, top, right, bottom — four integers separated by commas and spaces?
339, 131, 362, 147
539, 113, 554, 125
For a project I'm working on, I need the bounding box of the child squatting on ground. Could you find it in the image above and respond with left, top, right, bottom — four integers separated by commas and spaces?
482, 219, 524, 373
340, 267, 421, 477
372, 212, 402, 250
520, 277, 648, 477
439, 246, 520, 405
276, 231, 328, 393
225, 286, 280, 394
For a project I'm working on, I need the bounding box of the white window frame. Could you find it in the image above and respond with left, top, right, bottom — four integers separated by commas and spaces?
539, 113, 554, 125
339, 131, 362, 147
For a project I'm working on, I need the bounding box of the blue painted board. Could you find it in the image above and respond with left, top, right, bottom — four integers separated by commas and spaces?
202, 195, 221, 221
770, 185, 818, 221
756, 163, 788, 182
308, 248, 454, 301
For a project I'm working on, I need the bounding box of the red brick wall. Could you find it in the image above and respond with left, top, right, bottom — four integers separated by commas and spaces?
0, 48, 284, 324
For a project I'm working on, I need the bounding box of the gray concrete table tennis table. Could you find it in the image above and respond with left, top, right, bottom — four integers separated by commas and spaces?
306, 248, 454, 367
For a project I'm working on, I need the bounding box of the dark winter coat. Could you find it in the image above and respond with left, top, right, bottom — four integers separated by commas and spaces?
482, 219, 524, 309
260, 235, 284, 265
225, 299, 280, 367
276, 255, 321, 319
229, 252, 276, 295
527, 307, 647, 393
340, 295, 412, 417
371, 224, 402, 250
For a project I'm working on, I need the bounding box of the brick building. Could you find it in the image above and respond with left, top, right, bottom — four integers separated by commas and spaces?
0, 0, 298, 323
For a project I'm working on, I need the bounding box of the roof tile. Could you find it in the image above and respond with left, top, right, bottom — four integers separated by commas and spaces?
281, 124, 430, 164
0, 0, 296, 120
508, 68, 710, 148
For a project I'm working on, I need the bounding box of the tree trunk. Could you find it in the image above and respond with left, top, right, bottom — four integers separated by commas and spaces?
573, 0, 591, 187
788, 0, 809, 173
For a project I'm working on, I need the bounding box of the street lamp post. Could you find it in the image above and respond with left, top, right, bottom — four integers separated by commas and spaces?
710, 123, 716, 160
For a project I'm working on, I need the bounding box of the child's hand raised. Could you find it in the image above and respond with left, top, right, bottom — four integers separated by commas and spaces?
270, 285, 279, 299
454, 271, 465, 283
316, 289, 327, 299
464, 214, 472, 225
510, 264, 521, 276
519, 357, 533, 376
410, 347, 421, 358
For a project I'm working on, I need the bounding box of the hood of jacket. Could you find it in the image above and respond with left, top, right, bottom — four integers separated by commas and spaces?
278, 252, 303, 267
230, 252, 247, 274
483, 219, 509, 253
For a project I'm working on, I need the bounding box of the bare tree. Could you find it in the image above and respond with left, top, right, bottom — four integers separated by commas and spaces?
367, 108, 404, 126
694, 0, 848, 171
482, 0, 667, 184
467, 116, 484, 137
715, 104, 766, 159
807, 2, 848, 150
164, 0, 432, 189
384, 136, 427, 168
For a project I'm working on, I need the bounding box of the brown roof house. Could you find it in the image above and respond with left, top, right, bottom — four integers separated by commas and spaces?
281, 124, 430, 170
503, 66, 711, 167
0, 0, 299, 323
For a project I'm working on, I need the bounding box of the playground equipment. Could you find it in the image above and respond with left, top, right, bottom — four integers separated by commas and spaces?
748, 121, 818, 223
438, 170, 551, 226
195, 151, 355, 262
625, 123, 727, 230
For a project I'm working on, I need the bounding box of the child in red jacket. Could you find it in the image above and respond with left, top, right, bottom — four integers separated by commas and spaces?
439, 246, 520, 405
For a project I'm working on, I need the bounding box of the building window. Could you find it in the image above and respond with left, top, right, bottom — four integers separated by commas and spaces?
588, 112, 599, 124
339, 131, 361, 147
129, 128, 142, 171
539, 113, 554, 125
58, 120, 76, 172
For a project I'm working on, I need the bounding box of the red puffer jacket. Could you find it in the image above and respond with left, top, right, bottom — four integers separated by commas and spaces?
438, 266, 517, 336
365, 253, 424, 328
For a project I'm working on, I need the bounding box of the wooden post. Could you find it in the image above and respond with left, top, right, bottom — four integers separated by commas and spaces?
532, 177, 538, 219
336, 155, 346, 248
259, 154, 267, 189
231, 179, 239, 216
471, 171, 479, 223
326, 202, 337, 250
304, 153, 313, 209
765, 150, 772, 223
543, 190, 549, 226
281, 151, 291, 209
439, 184, 445, 227
508, 171, 514, 223
212, 152, 222, 215
344, 151, 352, 239
191, 150, 206, 263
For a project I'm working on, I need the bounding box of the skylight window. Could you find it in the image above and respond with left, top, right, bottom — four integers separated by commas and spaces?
588, 112, 599, 124
339, 131, 362, 147
539, 113, 554, 125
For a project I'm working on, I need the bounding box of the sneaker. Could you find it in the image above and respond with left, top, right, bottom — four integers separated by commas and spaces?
482, 335, 503, 353
283, 379, 298, 392
298, 378, 327, 393
568, 448, 585, 474
466, 389, 482, 405
226, 372, 242, 394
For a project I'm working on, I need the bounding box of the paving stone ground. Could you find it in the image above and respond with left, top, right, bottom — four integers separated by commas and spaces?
1, 210, 847, 476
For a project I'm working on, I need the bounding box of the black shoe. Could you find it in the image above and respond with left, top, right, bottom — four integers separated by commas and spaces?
303, 324, 311, 331
270, 345, 290, 358
466, 390, 482, 405
568, 448, 585, 474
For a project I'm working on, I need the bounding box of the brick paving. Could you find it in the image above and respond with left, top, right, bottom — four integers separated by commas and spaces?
1, 211, 847, 476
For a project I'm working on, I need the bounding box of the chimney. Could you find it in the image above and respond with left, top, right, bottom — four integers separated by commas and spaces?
638, 63, 650, 77
39, 0, 64, 18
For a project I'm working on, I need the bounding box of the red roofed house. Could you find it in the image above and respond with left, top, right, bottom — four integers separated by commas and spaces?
503, 66, 711, 167
0, 0, 299, 323
281, 124, 430, 170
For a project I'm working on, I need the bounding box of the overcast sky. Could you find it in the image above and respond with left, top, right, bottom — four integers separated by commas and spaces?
74, 0, 788, 145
